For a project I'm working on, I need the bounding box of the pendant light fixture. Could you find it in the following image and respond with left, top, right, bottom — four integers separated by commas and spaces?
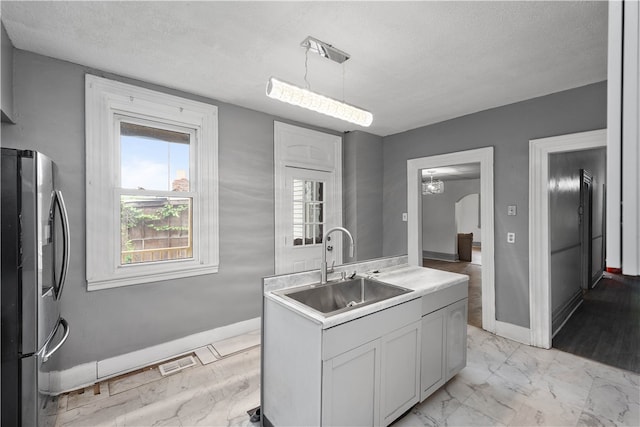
266, 37, 373, 127
422, 170, 444, 195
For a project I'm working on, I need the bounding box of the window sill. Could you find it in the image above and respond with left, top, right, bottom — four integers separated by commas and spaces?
87, 264, 219, 291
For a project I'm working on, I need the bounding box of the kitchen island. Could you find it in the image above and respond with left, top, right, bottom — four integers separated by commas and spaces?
261, 256, 469, 427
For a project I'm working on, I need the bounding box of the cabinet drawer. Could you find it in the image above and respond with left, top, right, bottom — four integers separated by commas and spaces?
323, 298, 421, 360
421, 281, 467, 315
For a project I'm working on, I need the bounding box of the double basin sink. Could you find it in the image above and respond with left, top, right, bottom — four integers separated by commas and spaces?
274, 277, 413, 318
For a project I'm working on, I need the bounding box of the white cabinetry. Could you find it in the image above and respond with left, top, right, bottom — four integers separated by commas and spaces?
322, 320, 422, 427
445, 298, 468, 380
419, 282, 468, 402
322, 299, 422, 426
264, 297, 422, 427
420, 308, 446, 400
380, 321, 422, 425
262, 274, 469, 427
322, 339, 380, 427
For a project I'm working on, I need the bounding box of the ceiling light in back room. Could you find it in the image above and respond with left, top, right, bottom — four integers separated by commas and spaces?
423, 170, 444, 195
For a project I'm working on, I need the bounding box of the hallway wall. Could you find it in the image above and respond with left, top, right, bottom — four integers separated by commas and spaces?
549, 147, 606, 334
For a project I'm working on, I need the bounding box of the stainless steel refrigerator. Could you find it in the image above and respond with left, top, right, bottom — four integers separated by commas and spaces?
2, 148, 71, 426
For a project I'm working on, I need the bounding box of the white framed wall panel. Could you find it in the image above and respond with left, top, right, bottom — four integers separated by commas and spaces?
622, 0, 640, 276
607, 0, 623, 270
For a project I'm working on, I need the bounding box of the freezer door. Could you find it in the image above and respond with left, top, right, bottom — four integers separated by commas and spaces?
35, 153, 68, 353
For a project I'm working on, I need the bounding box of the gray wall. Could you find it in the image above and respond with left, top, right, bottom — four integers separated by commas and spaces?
343, 131, 384, 261
549, 147, 606, 333
422, 179, 480, 258
382, 81, 607, 328
0, 50, 340, 370
456, 193, 481, 244
1, 22, 13, 122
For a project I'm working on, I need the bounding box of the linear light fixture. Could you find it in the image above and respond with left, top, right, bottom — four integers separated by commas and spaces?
266, 77, 373, 127
266, 36, 373, 127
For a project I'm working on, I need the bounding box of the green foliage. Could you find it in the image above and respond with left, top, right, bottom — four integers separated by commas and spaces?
120, 200, 189, 233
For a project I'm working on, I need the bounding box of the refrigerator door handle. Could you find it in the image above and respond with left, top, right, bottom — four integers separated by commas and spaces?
53, 190, 70, 300
39, 317, 70, 363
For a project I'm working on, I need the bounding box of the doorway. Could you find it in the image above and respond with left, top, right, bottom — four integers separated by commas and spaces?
274, 122, 342, 275
529, 129, 606, 348
407, 147, 496, 334
420, 165, 483, 328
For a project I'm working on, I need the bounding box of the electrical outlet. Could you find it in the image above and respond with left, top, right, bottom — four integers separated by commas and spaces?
508, 205, 517, 216
507, 232, 515, 243
402, 213, 408, 222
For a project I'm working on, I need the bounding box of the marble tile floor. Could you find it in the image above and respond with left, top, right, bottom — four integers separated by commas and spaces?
394, 325, 640, 427
49, 326, 639, 427
49, 337, 261, 427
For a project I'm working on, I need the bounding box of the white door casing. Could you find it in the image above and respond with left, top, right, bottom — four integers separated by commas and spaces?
529, 129, 606, 348
407, 147, 496, 334
274, 122, 342, 275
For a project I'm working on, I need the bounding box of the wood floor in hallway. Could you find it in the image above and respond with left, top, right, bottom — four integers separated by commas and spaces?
553, 273, 640, 373
423, 246, 482, 328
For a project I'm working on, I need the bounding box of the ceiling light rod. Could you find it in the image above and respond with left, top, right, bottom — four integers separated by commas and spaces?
301, 36, 350, 64
266, 77, 373, 127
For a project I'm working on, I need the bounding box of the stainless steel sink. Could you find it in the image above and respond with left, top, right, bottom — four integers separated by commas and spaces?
274, 277, 412, 317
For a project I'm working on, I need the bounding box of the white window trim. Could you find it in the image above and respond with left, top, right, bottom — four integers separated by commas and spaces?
85, 75, 219, 291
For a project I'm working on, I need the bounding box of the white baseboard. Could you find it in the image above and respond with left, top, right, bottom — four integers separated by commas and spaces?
552, 300, 584, 339
495, 320, 531, 345
47, 362, 97, 395
48, 317, 261, 394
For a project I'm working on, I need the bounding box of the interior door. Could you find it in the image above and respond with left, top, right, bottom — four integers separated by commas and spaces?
580, 169, 593, 290
279, 167, 339, 274
274, 122, 343, 275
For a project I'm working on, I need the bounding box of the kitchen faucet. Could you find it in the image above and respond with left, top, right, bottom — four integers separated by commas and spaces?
321, 226, 355, 284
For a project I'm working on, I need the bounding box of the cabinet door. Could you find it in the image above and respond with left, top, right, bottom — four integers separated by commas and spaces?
380, 321, 422, 426
322, 339, 380, 427
445, 298, 468, 380
420, 309, 446, 401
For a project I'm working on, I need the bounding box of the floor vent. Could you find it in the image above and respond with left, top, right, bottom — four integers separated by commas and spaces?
158, 355, 196, 376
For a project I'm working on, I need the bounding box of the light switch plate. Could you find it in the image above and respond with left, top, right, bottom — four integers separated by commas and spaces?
507, 232, 515, 243
508, 205, 517, 216
402, 213, 408, 222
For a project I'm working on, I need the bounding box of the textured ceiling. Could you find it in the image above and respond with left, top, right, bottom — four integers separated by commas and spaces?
1, 1, 608, 136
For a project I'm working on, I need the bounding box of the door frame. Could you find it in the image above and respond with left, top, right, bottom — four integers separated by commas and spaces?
529, 129, 606, 348
407, 147, 496, 334
274, 122, 342, 275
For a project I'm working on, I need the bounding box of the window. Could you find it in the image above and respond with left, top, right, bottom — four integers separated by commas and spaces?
292, 179, 324, 246
86, 75, 218, 290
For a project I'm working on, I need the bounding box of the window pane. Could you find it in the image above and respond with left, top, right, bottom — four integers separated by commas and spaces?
120, 122, 190, 191
315, 224, 323, 244
307, 203, 323, 224
316, 182, 324, 202
291, 178, 326, 247
120, 195, 192, 265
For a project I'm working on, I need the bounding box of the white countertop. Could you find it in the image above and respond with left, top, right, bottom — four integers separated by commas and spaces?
264, 263, 468, 329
